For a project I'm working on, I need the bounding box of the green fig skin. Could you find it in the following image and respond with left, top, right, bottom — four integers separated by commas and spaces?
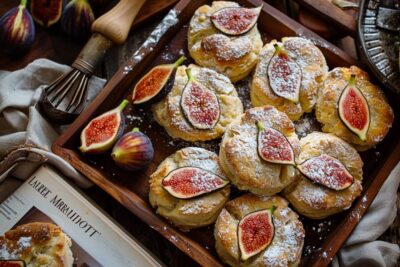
111, 128, 154, 171
61, 0, 95, 39
0, 0, 35, 55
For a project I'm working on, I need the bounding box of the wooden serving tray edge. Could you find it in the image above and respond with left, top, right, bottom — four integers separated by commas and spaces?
52, 0, 398, 266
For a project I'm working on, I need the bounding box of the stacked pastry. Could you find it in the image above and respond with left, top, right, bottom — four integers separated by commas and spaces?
145, 1, 394, 266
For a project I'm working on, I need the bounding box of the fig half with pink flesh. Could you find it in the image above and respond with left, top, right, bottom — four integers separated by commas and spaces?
181, 68, 220, 130
211, 6, 262, 35
161, 166, 229, 199
267, 44, 301, 103
297, 154, 354, 191
338, 74, 370, 141
30, 0, 63, 27
132, 56, 186, 104
238, 208, 275, 260
257, 122, 295, 165
79, 100, 128, 154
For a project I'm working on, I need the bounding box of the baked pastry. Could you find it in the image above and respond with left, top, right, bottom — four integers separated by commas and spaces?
214, 193, 305, 266
282, 132, 363, 219
0, 222, 73, 267
251, 37, 328, 121
219, 106, 300, 196
315, 66, 394, 151
152, 64, 243, 142
188, 1, 263, 82
149, 147, 230, 231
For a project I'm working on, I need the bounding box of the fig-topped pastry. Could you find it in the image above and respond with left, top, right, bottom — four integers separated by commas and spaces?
316, 66, 393, 151
283, 132, 363, 219
251, 37, 328, 121
152, 64, 243, 142
149, 147, 230, 230
180, 68, 220, 130
215, 194, 304, 266
188, 1, 263, 82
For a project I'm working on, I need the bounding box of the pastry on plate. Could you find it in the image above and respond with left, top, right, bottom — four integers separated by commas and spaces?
283, 132, 363, 219
149, 147, 230, 231
315, 66, 394, 151
188, 1, 263, 82
152, 64, 243, 142
214, 193, 305, 267
251, 37, 328, 121
219, 106, 300, 196
0, 222, 73, 267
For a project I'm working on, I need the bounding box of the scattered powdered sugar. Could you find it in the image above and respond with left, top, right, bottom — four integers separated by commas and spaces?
294, 114, 321, 137
17, 237, 32, 249
0, 236, 32, 259
201, 34, 252, 61
299, 184, 328, 208
296, 28, 342, 56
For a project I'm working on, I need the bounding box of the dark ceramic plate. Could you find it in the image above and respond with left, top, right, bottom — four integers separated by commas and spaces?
358, 0, 400, 94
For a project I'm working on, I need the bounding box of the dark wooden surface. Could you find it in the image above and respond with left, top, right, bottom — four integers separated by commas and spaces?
0, 0, 399, 266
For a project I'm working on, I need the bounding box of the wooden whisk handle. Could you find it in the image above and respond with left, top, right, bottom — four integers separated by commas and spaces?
91, 0, 146, 45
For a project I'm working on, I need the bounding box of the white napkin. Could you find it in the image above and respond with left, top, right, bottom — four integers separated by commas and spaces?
0, 58, 399, 266
0, 58, 106, 187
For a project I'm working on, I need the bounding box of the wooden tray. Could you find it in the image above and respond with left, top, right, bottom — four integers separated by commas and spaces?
52, 0, 400, 266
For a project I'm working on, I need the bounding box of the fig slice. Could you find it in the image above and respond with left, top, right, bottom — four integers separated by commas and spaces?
257, 122, 295, 165
161, 166, 229, 199
297, 154, 354, 191
238, 208, 275, 261
338, 74, 370, 141
181, 68, 221, 130
79, 99, 128, 154
211, 5, 262, 35
132, 56, 186, 104
30, 0, 63, 27
267, 44, 302, 103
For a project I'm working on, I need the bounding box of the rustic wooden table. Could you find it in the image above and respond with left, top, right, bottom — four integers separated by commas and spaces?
0, 1, 398, 266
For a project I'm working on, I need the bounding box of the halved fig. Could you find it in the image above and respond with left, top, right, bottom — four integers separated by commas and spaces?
30, 0, 63, 27
132, 56, 186, 104
267, 44, 301, 103
257, 122, 295, 165
238, 208, 275, 260
338, 74, 370, 141
211, 5, 262, 35
297, 154, 354, 191
0, 260, 26, 267
161, 166, 229, 199
79, 99, 128, 154
181, 68, 220, 130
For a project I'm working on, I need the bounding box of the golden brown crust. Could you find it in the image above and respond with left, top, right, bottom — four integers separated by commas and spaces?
188, 1, 263, 82
219, 106, 300, 196
315, 66, 394, 151
282, 132, 363, 219
149, 147, 230, 231
0, 222, 73, 267
251, 37, 328, 121
214, 194, 305, 267
152, 64, 243, 142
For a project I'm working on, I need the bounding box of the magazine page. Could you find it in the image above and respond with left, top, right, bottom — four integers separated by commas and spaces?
0, 165, 162, 267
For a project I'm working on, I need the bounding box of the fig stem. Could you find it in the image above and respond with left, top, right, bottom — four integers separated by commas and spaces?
118, 99, 129, 111
174, 55, 186, 67
186, 68, 194, 82
348, 74, 356, 86
256, 121, 265, 131
131, 127, 140, 132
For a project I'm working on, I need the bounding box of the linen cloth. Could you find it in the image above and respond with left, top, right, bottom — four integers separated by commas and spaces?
0, 59, 399, 266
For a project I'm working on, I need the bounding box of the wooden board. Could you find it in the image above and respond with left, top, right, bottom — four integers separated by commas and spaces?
52, 0, 400, 266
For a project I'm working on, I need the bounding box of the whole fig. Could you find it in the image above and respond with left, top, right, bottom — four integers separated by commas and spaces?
111, 128, 154, 171
30, 0, 64, 28
0, 0, 35, 54
61, 0, 95, 39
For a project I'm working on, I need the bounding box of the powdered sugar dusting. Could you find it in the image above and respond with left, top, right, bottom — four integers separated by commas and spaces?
0, 236, 32, 259
202, 34, 252, 61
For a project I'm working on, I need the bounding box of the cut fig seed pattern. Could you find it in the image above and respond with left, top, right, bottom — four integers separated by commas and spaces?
79, 99, 128, 154
297, 154, 354, 191
338, 74, 370, 141
210, 5, 262, 36
132, 56, 186, 104
256, 122, 295, 165
161, 166, 229, 199
267, 44, 301, 103
180, 68, 221, 130
238, 208, 275, 261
